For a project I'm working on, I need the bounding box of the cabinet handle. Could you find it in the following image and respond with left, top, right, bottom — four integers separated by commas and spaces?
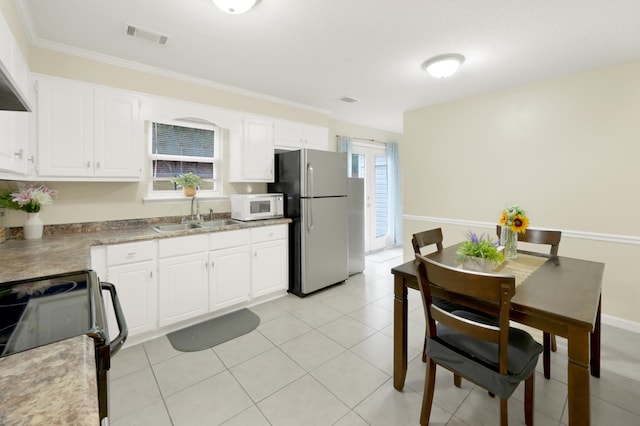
86, 161, 91, 169
14, 149, 24, 159
126, 252, 136, 258
96, 161, 101, 168
211, 261, 214, 268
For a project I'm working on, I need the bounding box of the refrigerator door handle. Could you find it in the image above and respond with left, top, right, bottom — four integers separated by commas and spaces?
307, 163, 314, 232
307, 163, 314, 198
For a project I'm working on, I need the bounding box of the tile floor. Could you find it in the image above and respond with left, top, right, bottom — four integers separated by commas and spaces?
109, 248, 640, 425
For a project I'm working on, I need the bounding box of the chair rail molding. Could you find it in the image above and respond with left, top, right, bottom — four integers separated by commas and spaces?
403, 215, 640, 246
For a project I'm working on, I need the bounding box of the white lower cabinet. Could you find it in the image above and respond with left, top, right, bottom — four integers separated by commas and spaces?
209, 229, 251, 310
158, 235, 209, 327
91, 240, 157, 338
91, 224, 288, 339
251, 225, 288, 298
106, 261, 157, 336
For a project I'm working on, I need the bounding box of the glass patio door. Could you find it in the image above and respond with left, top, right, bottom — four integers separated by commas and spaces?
351, 143, 388, 252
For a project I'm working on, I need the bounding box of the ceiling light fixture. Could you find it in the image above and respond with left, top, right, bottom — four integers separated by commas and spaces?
125, 25, 169, 45
421, 54, 465, 78
212, 0, 260, 14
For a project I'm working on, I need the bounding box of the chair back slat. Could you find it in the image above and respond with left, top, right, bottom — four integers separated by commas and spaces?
431, 306, 500, 344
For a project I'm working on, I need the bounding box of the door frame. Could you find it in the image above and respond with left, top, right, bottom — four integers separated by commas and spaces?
351, 142, 388, 252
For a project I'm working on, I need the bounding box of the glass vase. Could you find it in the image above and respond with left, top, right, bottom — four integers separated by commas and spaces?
23, 212, 44, 240
500, 225, 518, 260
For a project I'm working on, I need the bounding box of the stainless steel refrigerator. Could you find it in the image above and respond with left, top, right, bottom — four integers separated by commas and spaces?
268, 149, 349, 296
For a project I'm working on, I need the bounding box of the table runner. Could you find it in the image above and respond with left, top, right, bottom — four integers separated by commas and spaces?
494, 253, 547, 286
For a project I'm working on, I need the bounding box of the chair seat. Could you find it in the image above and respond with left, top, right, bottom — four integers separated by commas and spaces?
428, 310, 542, 399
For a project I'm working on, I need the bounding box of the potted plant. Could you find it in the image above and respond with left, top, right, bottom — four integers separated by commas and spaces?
0, 184, 59, 240
456, 231, 505, 272
171, 172, 203, 197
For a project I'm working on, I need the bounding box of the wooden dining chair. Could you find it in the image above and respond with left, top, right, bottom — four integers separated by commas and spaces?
496, 225, 561, 379
415, 254, 543, 426
411, 228, 444, 363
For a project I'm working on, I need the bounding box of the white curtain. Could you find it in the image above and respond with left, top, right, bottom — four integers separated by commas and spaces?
386, 142, 402, 247
337, 135, 352, 176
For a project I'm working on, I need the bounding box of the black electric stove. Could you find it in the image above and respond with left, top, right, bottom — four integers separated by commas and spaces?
0, 270, 127, 422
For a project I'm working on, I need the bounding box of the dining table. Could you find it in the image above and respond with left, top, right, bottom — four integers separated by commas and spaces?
391, 244, 604, 426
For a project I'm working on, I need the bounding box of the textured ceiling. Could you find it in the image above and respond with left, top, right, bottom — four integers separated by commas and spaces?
15, 0, 640, 133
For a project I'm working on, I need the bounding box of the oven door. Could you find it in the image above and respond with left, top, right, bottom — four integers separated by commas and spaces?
94, 279, 128, 422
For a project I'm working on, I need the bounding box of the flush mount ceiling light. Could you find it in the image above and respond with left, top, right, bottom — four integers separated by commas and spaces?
421, 53, 465, 78
126, 25, 169, 45
212, 0, 260, 14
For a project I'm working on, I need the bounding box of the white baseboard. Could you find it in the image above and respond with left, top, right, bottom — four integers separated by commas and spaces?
602, 314, 640, 334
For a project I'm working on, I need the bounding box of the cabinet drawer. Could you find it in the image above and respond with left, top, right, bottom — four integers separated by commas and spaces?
251, 224, 287, 243
209, 229, 250, 250
159, 234, 208, 258
107, 241, 156, 266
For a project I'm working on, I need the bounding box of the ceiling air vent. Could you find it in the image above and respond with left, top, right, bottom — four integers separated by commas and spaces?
126, 25, 169, 45
339, 96, 360, 104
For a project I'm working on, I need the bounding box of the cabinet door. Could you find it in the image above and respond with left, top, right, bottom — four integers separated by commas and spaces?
36, 79, 94, 177
303, 125, 329, 150
158, 252, 209, 326
0, 39, 29, 174
240, 118, 274, 181
107, 261, 157, 336
94, 89, 143, 179
0, 111, 23, 174
209, 246, 251, 310
251, 239, 288, 298
273, 121, 304, 149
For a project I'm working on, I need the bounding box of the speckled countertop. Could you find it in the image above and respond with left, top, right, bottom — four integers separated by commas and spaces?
0, 217, 291, 283
0, 335, 99, 426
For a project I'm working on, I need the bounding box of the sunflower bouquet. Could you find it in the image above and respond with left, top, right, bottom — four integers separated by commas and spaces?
499, 204, 529, 234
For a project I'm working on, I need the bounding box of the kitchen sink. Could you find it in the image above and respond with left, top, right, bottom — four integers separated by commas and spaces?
151, 219, 244, 233
151, 223, 204, 233
199, 219, 243, 228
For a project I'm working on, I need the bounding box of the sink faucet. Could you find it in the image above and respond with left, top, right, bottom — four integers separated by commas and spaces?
190, 196, 201, 221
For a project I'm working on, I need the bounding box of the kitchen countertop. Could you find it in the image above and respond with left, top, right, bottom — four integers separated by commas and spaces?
0, 335, 99, 425
0, 217, 291, 283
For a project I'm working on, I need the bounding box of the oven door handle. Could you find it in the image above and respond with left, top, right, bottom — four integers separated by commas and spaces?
100, 281, 128, 356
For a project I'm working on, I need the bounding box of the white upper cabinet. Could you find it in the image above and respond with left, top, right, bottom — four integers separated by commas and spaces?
0, 14, 31, 176
229, 117, 274, 182
93, 88, 144, 178
34, 75, 143, 181
274, 120, 329, 151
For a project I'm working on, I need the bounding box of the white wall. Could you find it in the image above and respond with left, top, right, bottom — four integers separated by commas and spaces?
403, 60, 640, 326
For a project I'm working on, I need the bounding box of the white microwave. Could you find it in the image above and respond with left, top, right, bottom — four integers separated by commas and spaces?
230, 193, 284, 221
